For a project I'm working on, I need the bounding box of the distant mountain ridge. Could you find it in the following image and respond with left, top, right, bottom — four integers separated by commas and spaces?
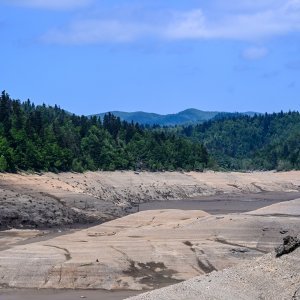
93, 109, 258, 126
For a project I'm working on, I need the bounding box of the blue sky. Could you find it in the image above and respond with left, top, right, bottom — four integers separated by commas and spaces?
1, 0, 300, 115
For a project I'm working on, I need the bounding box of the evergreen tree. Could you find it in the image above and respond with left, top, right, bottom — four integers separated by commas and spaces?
0, 91, 210, 173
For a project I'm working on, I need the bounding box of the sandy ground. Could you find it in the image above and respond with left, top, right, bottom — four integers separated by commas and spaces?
0, 200, 299, 291
1, 171, 300, 298
127, 247, 300, 300
2, 191, 299, 252
1, 171, 300, 229
127, 198, 300, 299
246, 197, 300, 216
0, 229, 44, 251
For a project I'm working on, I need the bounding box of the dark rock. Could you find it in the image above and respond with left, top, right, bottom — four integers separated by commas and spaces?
230, 248, 249, 254
292, 287, 300, 300
275, 236, 300, 257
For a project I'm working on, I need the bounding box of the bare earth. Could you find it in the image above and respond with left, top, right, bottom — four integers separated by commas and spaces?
0, 289, 140, 300
1, 202, 300, 291
127, 247, 300, 300
1, 171, 300, 229
0, 171, 300, 299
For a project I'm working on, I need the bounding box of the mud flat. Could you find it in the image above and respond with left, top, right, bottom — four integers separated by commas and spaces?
1, 171, 300, 229
0, 198, 300, 291
139, 191, 300, 214
0, 289, 140, 300
1, 171, 300, 298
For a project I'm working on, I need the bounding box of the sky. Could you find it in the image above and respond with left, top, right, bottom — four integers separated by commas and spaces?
0, 0, 300, 115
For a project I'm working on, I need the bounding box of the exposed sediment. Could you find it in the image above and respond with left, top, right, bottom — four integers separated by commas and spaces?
0, 171, 300, 295
0, 198, 299, 290
127, 244, 300, 300
1, 171, 300, 229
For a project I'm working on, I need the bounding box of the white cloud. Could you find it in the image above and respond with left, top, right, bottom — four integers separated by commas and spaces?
40, 0, 300, 44
6, 0, 92, 10
41, 19, 154, 44
166, 0, 300, 40
214, 0, 285, 12
242, 47, 269, 60
164, 10, 209, 39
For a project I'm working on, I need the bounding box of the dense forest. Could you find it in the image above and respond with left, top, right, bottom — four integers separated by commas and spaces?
1, 91, 299, 173
0, 91, 210, 172
181, 112, 300, 170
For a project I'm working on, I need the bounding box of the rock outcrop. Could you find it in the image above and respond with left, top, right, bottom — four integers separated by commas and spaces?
275, 235, 300, 257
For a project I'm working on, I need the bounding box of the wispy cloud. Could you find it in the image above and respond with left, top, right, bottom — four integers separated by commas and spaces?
166, 1, 300, 40
41, 19, 154, 44
6, 0, 92, 10
214, 0, 286, 12
242, 47, 269, 60
40, 0, 300, 44
164, 10, 209, 39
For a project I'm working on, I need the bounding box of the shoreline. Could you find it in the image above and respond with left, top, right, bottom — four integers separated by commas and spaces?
1, 170, 300, 230
1, 171, 300, 296
140, 191, 300, 214
1, 191, 300, 252
0, 289, 141, 300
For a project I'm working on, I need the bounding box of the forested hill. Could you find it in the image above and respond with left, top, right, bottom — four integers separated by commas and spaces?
181, 112, 300, 170
0, 91, 210, 172
93, 109, 258, 126
94, 109, 220, 126
1, 90, 299, 173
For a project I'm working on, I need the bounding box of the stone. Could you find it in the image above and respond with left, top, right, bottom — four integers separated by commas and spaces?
275, 236, 300, 257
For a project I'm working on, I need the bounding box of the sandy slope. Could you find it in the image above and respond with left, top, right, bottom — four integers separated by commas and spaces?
246, 198, 300, 216
127, 247, 300, 300
127, 198, 300, 299
0, 204, 299, 290
1, 171, 300, 229
0, 171, 300, 293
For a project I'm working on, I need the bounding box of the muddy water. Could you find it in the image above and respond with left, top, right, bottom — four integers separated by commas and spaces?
0, 289, 140, 300
139, 191, 300, 214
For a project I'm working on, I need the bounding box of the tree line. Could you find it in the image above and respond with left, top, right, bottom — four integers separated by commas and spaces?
0, 91, 210, 172
180, 111, 300, 171
1, 91, 299, 173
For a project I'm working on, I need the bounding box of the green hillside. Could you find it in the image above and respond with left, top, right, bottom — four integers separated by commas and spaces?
93, 109, 259, 126
1, 90, 298, 173
0, 92, 210, 172
181, 112, 300, 170
93, 109, 222, 126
